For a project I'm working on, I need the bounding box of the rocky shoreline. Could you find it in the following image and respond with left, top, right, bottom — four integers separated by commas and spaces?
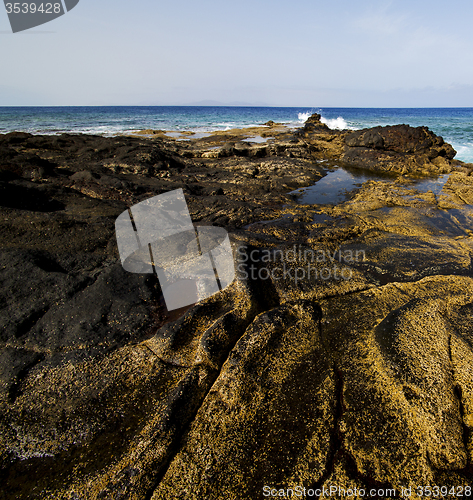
1, 114, 473, 498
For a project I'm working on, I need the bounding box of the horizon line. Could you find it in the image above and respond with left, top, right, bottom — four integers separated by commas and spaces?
2, 104, 473, 109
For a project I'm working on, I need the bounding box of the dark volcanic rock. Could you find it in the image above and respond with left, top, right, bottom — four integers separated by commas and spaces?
342, 124, 456, 174
293, 113, 346, 159
344, 124, 455, 157
295, 114, 458, 173
300, 112, 331, 132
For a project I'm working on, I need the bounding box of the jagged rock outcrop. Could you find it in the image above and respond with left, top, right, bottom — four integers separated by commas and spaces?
295, 114, 459, 173
295, 114, 346, 159
341, 124, 457, 174
300, 113, 331, 132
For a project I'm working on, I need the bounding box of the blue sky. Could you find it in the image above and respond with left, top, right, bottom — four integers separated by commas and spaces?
1, 0, 473, 106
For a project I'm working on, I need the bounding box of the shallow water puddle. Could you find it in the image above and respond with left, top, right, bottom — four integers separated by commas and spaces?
407, 174, 450, 195
185, 132, 212, 140
290, 167, 453, 206
165, 131, 212, 140
242, 136, 273, 143
369, 206, 473, 237
425, 207, 473, 235
164, 131, 185, 139
290, 167, 387, 205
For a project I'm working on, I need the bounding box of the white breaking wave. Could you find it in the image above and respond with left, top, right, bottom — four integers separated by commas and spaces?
297, 111, 356, 131
298, 112, 312, 123
452, 142, 473, 163
320, 116, 350, 130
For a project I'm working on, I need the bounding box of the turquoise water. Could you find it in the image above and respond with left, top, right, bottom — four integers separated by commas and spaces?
1, 106, 472, 162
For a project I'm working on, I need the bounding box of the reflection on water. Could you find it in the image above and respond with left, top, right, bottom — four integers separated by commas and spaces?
164, 131, 212, 140
242, 136, 273, 143
290, 167, 387, 205
371, 206, 473, 237
290, 166, 452, 206
186, 132, 212, 140
406, 174, 450, 195
165, 132, 184, 138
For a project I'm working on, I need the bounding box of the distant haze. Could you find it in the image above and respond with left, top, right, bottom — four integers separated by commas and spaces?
1, 0, 473, 106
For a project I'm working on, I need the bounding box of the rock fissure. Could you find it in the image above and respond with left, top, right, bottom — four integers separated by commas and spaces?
453, 383, 471, 458
140, 343, 191, 368
13, 306, 50, 340
142, 267, 280, 499
311, 366, 345, 490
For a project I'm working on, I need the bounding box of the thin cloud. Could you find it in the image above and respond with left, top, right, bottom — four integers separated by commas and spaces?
352, 3, 407, 36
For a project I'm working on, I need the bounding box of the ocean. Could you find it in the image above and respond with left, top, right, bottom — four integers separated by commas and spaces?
1, 106, 472, 163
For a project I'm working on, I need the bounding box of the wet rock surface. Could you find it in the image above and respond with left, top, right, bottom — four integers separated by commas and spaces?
1, 117, 473, 498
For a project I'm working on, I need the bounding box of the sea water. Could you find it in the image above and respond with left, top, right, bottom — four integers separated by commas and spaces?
1, 106, 472, 162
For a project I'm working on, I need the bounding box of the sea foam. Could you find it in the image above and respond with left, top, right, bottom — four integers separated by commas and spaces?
298, 112, 312, 123
453, 143, 473, 163
320, 116, 350, 130
297, 111, 354, 131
